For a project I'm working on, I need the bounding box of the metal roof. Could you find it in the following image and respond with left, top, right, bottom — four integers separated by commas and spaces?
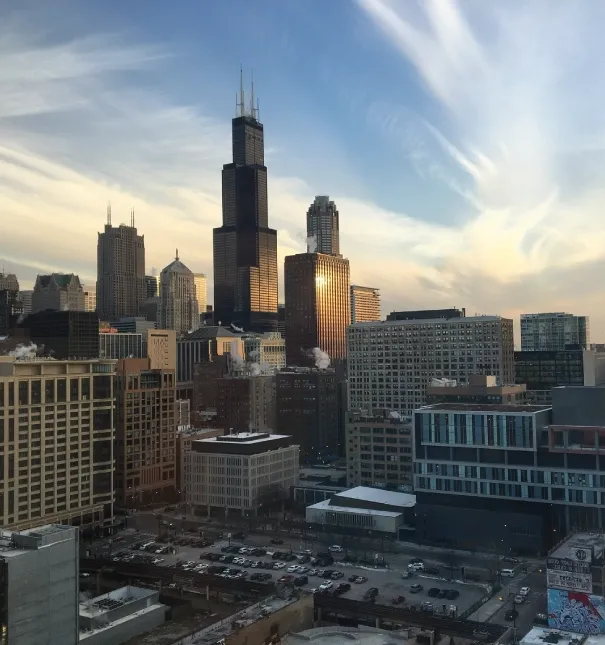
334, 486, 416, 508
308, 499, 403, 518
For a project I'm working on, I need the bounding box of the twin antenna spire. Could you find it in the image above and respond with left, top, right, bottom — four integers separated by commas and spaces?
236, 65, 260, 120
106, 202, 136, 228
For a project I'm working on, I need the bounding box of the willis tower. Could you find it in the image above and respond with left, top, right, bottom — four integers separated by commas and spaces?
213, 72, 278, 332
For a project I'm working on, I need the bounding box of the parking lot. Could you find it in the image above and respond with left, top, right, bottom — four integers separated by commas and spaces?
108, 532, 488, 615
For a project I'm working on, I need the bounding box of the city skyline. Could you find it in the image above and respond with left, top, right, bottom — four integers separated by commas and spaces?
3, 1, 605, 339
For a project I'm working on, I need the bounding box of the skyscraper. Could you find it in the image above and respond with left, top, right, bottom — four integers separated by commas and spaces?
520, 312, 590, 351
306, 195, 340, 256
159, 251, 199, 335
350, 285, 381, 322
193, 273, 207, 318
96, 207, 145, 321
32, 273, 85, 313
213, 73, 278, 332
284, 252, 350, 365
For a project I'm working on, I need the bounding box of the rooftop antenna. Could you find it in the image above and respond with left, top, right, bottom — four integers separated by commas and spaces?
250, 70, 255, 119
107, 202, 112, 226
175, 248, 179, 261
131, 207, 135, 228
237, 64, 245, 117
256, 97, 260, 122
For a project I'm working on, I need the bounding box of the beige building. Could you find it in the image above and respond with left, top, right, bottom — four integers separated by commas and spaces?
176, 426, 222, 501
147, 328, 176, 370
193, 273, 207, 318
426, 374, 526, 404
83, 284, 96, 312
243, 332, 285, 371
32, 273, 85, 313
346, 409, 413, 491
0, 356, 116, 532
350, 285, 380, 323
159, 253, 199, 335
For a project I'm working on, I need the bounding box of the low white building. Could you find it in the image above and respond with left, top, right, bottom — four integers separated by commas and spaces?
79, 586, 167, 645
186, 432, 299, 515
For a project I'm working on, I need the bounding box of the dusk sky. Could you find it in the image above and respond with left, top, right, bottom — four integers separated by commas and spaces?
3, 0, 605, 340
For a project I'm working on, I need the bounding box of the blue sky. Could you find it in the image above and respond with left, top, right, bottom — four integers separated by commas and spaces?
3, 0, 605, 340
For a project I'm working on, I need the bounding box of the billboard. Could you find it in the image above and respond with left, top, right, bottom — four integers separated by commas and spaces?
547, 557, 591, 574
547, 569, 593, 593
548, 589, 605, 634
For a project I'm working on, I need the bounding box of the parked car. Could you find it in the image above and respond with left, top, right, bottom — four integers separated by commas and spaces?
294, 575, 308, 586
331, 571, 344, 580
427, 588, 441, 598
392, 595, 406, 604
514, 595, 525, 604
437, 589, 447, 599
348, 575, 359, 582
364, 587, 379, 601
355, 576, 368, 584
408, 562, 425, 572
445, 589, 460, 600
335, 583, 351, 595
520, 586, 531, 597
401, 571, 412, 579
278, 575, 294, 583
328, 545, 344, 553
410, 584, 423, 594
421, 601, 434, 613
270, 539, 284, 545
410, 558, 424, 565
502, 556, 520, 564
319, 581, 333, 591
424, 566, 440, 575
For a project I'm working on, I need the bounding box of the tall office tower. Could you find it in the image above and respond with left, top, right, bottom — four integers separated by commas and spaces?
144, 273, 160, 299
32, 273, 85, 313
159, 252, 199, 334
83, 284, 96, 312
306, 195, 340, 256
19, 310, 100, 359
276, 367, 340, 461
96, 207, 145, 321
0, 272, 19, 293
284, 253, 350, 366
213, 75, 278, 332
350, 285, 380, 323
0, 524, 79, 645
0, 273, 20, 335
277, 303, 286, 336
521, 312, 590, 351
348, 314, 515, 415
115, 357, 176, 507
193, 273, 207, 317
0, 356, 116, 532
19, 290, 33, 314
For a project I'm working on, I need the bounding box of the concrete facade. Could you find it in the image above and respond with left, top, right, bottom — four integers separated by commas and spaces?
350, 285, 381, 323
32, 273, 85, 314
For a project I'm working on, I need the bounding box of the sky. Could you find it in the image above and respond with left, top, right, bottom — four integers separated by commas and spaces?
3, 0, 605, 341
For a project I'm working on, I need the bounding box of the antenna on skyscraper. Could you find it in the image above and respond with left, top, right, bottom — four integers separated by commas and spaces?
131, 207, 135, 227
238, 64, 245, 117
250, 70, 255, 119
107, 202, 112, 225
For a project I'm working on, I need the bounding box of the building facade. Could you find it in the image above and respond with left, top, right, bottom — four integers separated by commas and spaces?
0, 356, 115, 532
32, 273, 85, 313
176, 427, 222, 500
275, 368, 340, 462
346, 409, 413, 491
515, 348, 605, 404
350, 285, 381, 323
306, 195, 340, 256
347, 314, 515, 416
146, 328, 176, 370
426, 374, 526, 405
96, 213, 146, 322
284, 253, 350, 366
114, 358, 176, 507
185, 432, 299, 515
19, 290, 33, 315
250, 374, 276, 432
0, 524, 79, 645
19, 310, 100, 360
521, 312, 590, 351
193, 273, 207, 319
99, 331, 144, 359
144, 274, 159, 299
243, 332, 285, 371
83, 285, 96, 312
159, 253, 199, 335
213, 84, 278, 333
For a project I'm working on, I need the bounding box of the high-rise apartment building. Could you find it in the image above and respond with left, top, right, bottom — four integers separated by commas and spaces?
276, 367, 340, 461
19, 290, 33, 315
284, 253, 350, 366
348, 314, 515, 415
83, 284, 96, 312
193, 273, 207, 318
0, 356, 116, 532
350, 285, 380, 323
19, 310, 100, 359
114, 357, 176, 507
521, 312, 590, 351
306, 195, 340, 256
96, 209, 145, 321
0, 524, 79, 645
159, 252, 199, 335
213, 78, 278, 333
346, 409, 413, 491
32, 273, 85, 313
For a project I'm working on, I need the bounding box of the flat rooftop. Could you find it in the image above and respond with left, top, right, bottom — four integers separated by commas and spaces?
335, 486, 416, 508
79, 585, 157, 619
550, 533, 605, 562
521, 627, 589, 645
350, 315, 505, 327
417, 403, 551, 413
203, 432, 290, 444
308, 499, 403, 519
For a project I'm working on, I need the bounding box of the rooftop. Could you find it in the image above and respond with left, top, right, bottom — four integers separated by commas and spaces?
521, 627, 589, 645
79, 585, 157, 619
308, 499, 403, 518
350, 314, 507, 327
417, 403, 551, 413
210, 431, 288, 444
180, 325, 239, 340
335, 486, 416, 508
549, 532, 605, 562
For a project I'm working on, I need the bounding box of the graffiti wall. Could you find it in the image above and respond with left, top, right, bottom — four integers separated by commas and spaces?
548, 588, 605, 634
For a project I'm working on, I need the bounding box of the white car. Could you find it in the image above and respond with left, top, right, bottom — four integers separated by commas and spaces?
233, 557, 245, 565
408, 562, 424, 572
287, 565, 299, 573
519, 586, 531, 597
274, 562, 286, 569
238, 547, 249, 554
152, 557, 164, 564
328, 545, 343, 553
319, 581, 333, 591
514, 595, 525, 604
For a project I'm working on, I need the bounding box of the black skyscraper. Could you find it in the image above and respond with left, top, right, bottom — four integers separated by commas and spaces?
213, 75, 278, 332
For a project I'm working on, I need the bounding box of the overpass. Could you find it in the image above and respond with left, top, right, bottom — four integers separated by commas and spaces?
80, 558, 275, 598
314, 595, 510, 643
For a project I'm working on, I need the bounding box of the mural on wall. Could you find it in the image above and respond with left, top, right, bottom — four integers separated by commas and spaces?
548, 589, 605, 634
